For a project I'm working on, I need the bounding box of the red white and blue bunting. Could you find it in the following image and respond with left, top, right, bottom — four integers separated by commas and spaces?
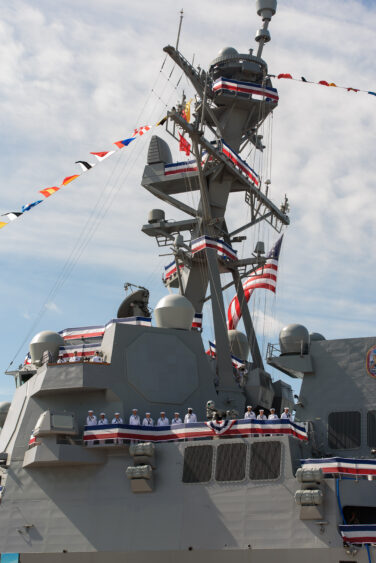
83, 418, 308, 444
191, 235, 237, 261
301, 457, 376, 476
221, 141, 259, 186
213, 77, 279, 103
339, 525, 376, 544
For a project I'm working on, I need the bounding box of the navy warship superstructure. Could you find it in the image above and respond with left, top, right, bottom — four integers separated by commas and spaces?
1, 1, 376, 562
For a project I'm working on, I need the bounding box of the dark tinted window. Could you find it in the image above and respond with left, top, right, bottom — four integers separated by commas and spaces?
328, 412, 361, 450
215, 443, 247, 482
182, 446, 213, 483
367, 411, 376, 447
249, 441, 281, 480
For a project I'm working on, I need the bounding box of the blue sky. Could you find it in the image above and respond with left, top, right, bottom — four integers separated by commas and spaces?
0, 0, 376, 402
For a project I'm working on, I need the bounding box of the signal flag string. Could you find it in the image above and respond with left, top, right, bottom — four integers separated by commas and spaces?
0, 126, 153, 231
271, 73, 376, 97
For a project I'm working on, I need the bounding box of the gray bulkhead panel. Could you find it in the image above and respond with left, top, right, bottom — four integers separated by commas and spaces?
295, 336, 376, 457
0, 437, 348, 556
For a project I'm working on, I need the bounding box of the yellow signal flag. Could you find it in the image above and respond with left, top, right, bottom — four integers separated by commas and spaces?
61, 174, 80, 186
156, 115, 168, 126
40, 187, 60, 198
184, 100, 191, 123
0, 222, 7, 229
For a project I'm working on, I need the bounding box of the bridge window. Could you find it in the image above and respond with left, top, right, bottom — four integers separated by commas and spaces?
215, 443, 247, 482
328, 411, 361, 450
367, 411, 376, 447
249, 441, 281, 480
182, 445, 213, 483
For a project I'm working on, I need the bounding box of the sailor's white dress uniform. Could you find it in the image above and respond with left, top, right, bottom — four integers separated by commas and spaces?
97, 417, 109, 425
91, 354, 102, 363
128, 415, 139, 425
244, 410, 256, 419
142, 417, 154, 426
184, 413, 197, 423
86, 415, 97, 426
257, 414, 267, 420
281, 411, 291, 419
171, 417, 182, 425
157, 417, 170, 426
268, 413, 278, 420
111, 416, 124, 424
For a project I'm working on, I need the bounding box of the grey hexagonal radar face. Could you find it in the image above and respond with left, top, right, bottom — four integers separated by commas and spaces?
126, 332, 198, 403
279, 324, 309, 354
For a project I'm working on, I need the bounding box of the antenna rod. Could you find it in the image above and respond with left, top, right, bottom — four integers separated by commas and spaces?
175, 9, 184, 50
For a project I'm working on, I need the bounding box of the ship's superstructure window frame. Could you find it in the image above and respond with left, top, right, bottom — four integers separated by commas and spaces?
182, 439, 283, 484
328, 411, 361, 450
367, 411, 376, 447
249, 441, 282, 481
182, 444, 213, 483
215, 442, 247, 482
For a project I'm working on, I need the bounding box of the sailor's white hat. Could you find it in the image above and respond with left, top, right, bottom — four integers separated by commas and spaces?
160, 411, 165, 414
100, 412, 106, 416
115, 412, 120, 415
88, 409, 94, 413
132, 408, 138, 411
247, 405, 252, 409
145, 412, 151, 415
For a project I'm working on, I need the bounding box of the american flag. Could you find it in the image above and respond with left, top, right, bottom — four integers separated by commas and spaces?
227, 235, 283, 330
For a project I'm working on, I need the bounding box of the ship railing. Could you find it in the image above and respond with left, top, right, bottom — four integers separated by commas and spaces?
266, 342, 280, 360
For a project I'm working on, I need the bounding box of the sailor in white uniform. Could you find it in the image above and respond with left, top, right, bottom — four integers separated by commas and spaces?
157, 412, 169, 426
281, 407, 291, 419
91, 352, 102, 363
128, 409, 140, 425
142, 413, 154, 426
112, 412, 124, 424
184, 408, 197, 423
244, 405, 256, 419
268, 408, 278, 420
70, 351, 81, 362
97, 412, 109, 425
171, 412, 182, 425
257, 409, 267, 420
57, 356, 67, 364
86, 410, 97, 426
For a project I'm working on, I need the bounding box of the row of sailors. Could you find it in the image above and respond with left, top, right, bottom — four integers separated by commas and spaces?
86, 407, 198, 427
57, 351, 104, 363
244, 406, 291, 420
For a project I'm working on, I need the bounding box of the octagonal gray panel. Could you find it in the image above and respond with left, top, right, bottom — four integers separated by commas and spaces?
126, 332, 198, 404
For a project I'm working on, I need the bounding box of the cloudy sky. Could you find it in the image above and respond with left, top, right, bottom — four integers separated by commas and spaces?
0, 0, 375, 403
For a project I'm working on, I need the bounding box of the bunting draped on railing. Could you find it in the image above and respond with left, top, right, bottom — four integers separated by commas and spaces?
0, 125, 153, 231
213, 77, 279, 103
206, 340, 246, 369
191, 235, 238, 261
273, 73, 376, 97
164, 259, 184, 280
301, 457, 376, 476
339, 525, 376, 544
82, 418, 308, 444
221, 141, 259, 186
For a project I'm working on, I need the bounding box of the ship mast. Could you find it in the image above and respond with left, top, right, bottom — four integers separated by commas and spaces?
141, 0, 288, 409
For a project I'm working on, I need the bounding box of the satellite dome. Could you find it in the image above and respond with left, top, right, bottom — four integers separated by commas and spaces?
228, 330, 249, 360
154, 294, 194, 330
0, 402, 10, 427
29, 331, 65, 366
217, 46, 239, 58
310, 332, 326, 341
279, 324, 309, 355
